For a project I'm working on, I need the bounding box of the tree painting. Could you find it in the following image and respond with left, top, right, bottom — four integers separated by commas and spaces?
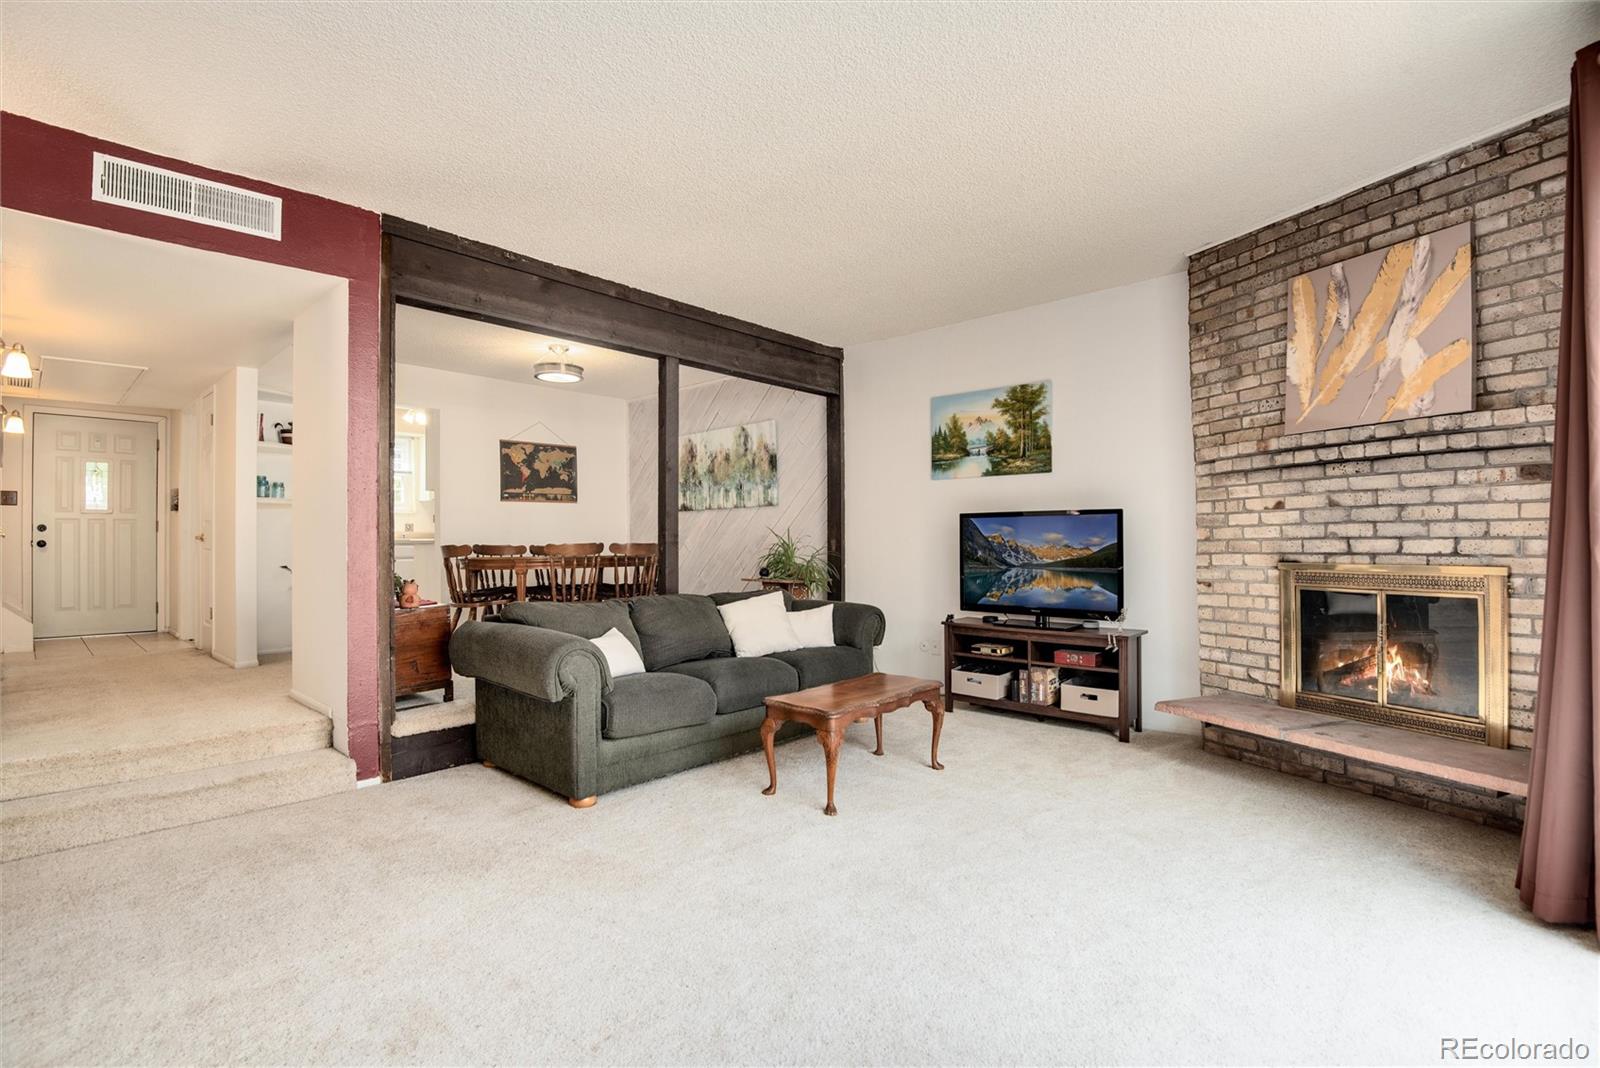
930, 381, 1052, 479
1285, 221, 1474, 433
678, 420, 778, 511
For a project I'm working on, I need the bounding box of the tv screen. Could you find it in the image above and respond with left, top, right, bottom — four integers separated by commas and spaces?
959, 509, 1124, 620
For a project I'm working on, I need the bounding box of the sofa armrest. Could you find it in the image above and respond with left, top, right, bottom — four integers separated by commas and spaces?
450, 620, 612, 702
793, 599, 886, 652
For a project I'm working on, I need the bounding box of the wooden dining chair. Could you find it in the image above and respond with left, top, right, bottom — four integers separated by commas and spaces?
607, 542, 659, 557
546, 554, 602, 603
441, 545, 475, 626
469, 544, 527, 605
606, 552, 660, 598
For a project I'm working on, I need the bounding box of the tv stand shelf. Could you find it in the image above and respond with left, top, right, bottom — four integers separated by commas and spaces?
943, 616, 1146, 742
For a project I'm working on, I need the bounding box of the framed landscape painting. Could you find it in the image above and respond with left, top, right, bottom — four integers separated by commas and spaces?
678, 420, 778, 511
499, 440, 577, 503
930, 380, 1052, 479
1285, 221, 1474, 433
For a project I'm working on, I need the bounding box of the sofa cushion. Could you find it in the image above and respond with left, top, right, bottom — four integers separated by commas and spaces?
500, 599, 642, 657
628, 594, 733, 670
660, 656, 800, 715
601, 672, 717, 740
768, 646, 873, 689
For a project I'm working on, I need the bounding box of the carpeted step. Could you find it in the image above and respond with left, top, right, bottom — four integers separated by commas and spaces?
1, 716, 334, 801
0, 748, 355, 862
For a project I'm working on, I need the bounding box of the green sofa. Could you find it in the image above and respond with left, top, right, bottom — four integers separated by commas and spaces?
449, 591, 886, 806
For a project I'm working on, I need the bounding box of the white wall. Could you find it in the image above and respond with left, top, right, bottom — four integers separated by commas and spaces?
844, 272, 1200, 731
212, 366, 258, 668
394, 363, 632, 604
628, 377, 828, 595
292, 286, 349, 749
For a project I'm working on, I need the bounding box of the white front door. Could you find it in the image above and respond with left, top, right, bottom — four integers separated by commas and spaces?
32, 413, 160, 638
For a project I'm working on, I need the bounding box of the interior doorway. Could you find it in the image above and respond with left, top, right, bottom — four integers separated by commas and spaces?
31, 412, 160, 638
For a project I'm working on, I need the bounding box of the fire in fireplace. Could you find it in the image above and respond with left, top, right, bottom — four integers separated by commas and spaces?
1279, 564, 1509, 747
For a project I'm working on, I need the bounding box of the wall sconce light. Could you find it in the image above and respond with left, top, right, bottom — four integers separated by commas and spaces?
401, 408, 428, 426
1, 341, 35, 387
1, 405, 23, 434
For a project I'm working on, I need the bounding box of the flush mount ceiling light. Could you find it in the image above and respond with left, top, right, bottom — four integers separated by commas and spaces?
533, 343, 584, 384
1, 341, 34, 386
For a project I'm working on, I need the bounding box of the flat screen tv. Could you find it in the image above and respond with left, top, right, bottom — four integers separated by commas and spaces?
959, 509, 1124, 624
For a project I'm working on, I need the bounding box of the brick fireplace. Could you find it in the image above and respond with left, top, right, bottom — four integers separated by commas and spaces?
1179, 109, 1565, 827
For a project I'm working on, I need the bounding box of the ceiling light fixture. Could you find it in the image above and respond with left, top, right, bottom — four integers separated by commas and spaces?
1, 341, 35, 386
1, 405, 23, 435
401, 408, 428, 426
533, 343, 584, 384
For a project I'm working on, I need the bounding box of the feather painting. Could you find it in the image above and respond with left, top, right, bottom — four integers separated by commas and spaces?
1361, 234, 1431, 416
1287, 275, 1318, 411
1284, 222, 1475, 433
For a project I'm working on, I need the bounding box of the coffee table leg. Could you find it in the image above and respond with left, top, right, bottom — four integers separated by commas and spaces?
818, 724, 843, 816
760, 715, 780, 796
923, 699, 945, 771
873, 714, 884, 756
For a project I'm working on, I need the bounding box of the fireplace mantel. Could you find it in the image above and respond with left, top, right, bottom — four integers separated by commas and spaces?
1278, 563, 1510, 748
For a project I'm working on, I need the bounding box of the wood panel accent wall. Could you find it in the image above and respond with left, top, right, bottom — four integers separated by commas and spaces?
629, 376, 828, 596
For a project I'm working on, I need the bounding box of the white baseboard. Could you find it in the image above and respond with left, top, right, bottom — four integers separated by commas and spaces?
209, 651, 259, 670
356, 776, 383, 789
289, 689, 332, 716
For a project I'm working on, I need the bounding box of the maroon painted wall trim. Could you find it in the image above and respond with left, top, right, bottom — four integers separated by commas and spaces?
1, 113, 384, 779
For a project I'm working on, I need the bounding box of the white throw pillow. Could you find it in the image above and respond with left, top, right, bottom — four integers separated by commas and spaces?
718, 592, 802, 657
788, 604, 835, 648
590, 627, 646, 678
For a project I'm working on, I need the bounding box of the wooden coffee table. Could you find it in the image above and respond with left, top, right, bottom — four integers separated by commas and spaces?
760, 673, 945, 816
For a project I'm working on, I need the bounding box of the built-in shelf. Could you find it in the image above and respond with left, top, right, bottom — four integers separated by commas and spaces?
257, 441, 291, 453
257, 497, 293, 507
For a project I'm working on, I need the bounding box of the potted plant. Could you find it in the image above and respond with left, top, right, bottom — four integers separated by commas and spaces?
754, 528, 837, 598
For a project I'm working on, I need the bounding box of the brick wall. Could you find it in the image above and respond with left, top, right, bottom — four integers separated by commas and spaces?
1187, 109, 1567, 752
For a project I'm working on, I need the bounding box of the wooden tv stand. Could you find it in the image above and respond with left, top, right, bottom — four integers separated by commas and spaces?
942, 616, 1146, 742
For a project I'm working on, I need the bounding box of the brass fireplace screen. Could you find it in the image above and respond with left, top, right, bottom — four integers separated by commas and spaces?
1278, 563, 1509, 747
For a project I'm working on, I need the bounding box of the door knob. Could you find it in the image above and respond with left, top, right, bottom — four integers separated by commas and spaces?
34, 540, 46, 549
35, 523, 46, 532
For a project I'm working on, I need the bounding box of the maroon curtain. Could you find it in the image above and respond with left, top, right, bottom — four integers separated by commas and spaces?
1517, 42, 1600, 931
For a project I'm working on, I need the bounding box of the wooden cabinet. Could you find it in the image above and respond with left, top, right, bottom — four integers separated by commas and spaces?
942, 616, 1145, 742
394, 605, 453, 702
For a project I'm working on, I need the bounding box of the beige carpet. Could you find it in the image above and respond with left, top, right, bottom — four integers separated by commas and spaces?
1, 644, 329, 798
1, 711, 1594, 1065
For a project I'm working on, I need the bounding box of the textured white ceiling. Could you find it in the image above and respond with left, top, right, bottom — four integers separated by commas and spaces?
396, 305, 725, 401
0, 210, 341, 409
3, 2, 1594, 345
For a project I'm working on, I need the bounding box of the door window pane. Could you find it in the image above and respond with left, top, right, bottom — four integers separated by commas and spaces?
84, 461, 110, 512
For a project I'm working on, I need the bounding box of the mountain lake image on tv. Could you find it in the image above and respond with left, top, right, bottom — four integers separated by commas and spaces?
960, 510, 1123, 619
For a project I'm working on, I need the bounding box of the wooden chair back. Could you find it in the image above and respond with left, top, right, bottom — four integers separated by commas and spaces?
546, 555, 602, 602
608, 552, 660, 598
440, 544, 476, 625
607, 542, 659, 557
543, 542, 604, 557
469, 544, 527, 597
